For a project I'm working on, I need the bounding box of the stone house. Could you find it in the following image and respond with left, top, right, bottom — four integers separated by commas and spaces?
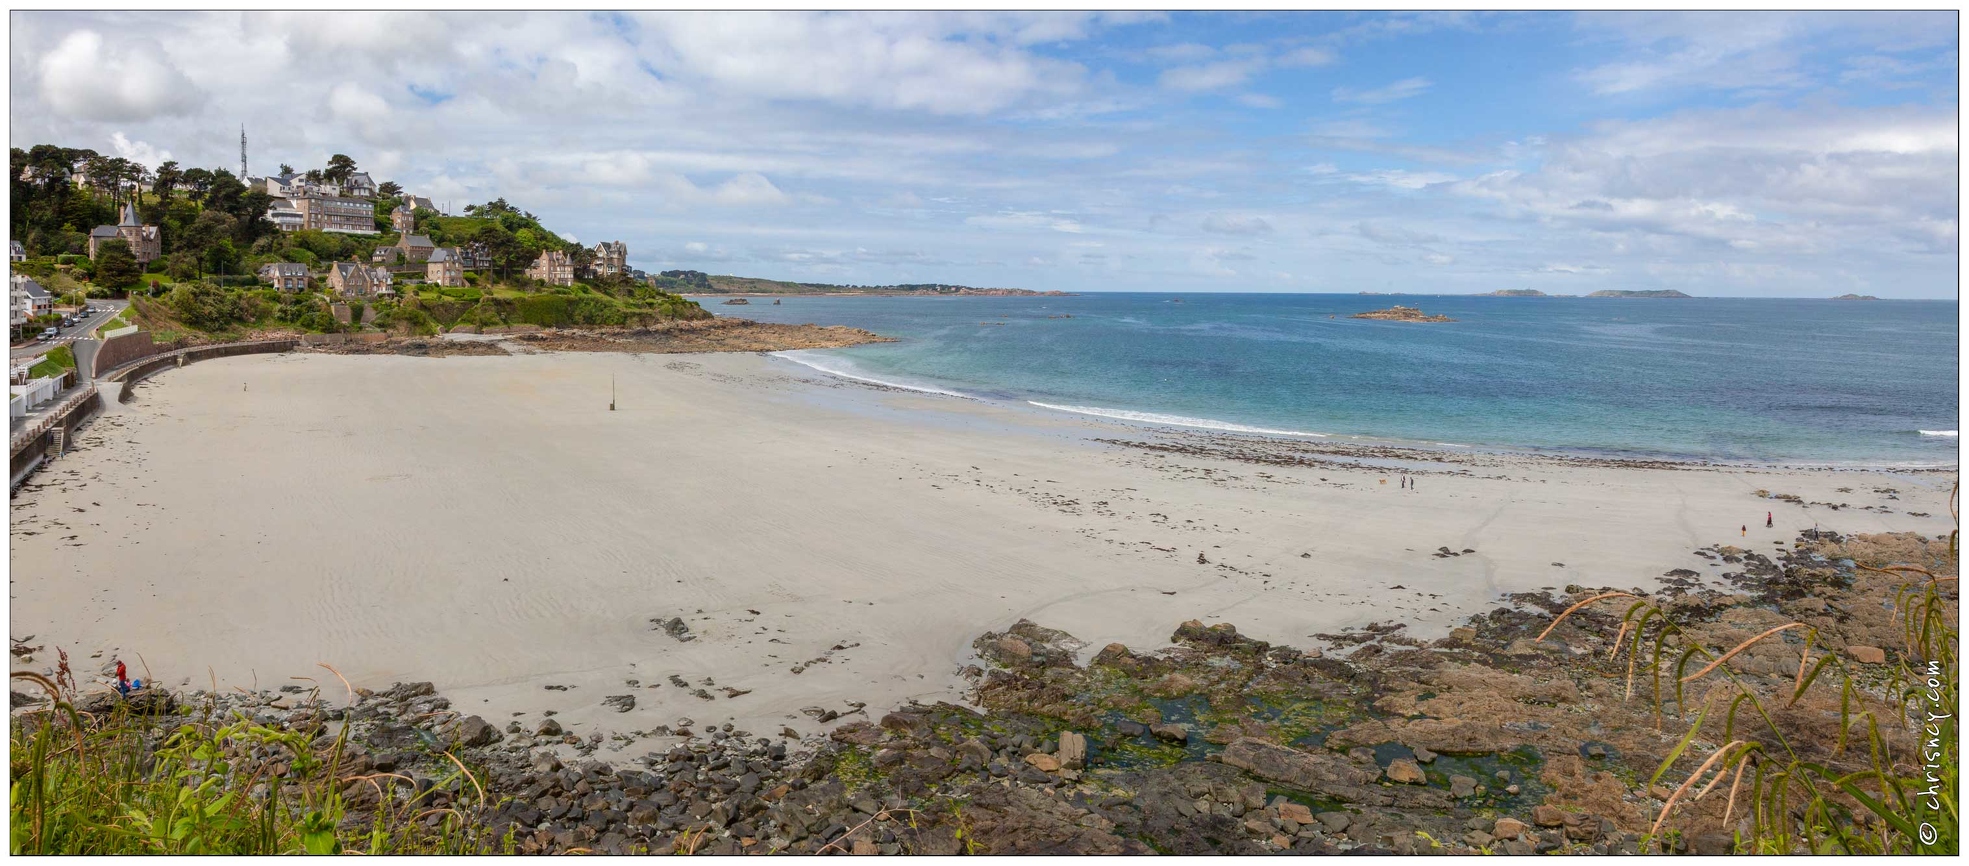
88, 202, 162, 264
591, 241, 628, 277
458, 242, 493, 270
390, 203, 416, 234
526, 249, 574, 286
258, 262, 311, 292
342, 172, 377, 199
426, 247, 466, 287
10, 240, 24, 262
328, 262, 395, 298
393, 233, 436, 264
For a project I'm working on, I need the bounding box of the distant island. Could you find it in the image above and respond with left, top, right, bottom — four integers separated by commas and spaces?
667, 270, 1068, 297
1351, 305, 1455, 323
1483, 289, 1550, 297
1831, 293, 1881, 301
1586, 289, 1693, 299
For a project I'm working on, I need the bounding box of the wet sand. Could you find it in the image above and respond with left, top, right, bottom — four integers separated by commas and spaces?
9, 350, 1955, 745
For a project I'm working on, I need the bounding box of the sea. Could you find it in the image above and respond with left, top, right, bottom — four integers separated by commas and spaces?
721, 293, 1959, 468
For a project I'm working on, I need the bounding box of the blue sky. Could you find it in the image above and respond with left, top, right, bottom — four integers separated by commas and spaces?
11, 11, 1960, 296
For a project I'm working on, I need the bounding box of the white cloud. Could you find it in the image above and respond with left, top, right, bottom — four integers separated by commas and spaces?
108, 133, 171, 169
1200, 213, 1274, 235
1159, 60, 1263, 92
1331, 76, 1432, 104
37, 30, 204, 122
965, 211, 1085, 233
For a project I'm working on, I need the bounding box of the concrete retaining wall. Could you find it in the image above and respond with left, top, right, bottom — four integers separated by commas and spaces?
108, 339, 298, 403
11, 391, 101, 487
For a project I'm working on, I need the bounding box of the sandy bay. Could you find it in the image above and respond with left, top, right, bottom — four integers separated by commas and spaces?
9, 349, 1956, 746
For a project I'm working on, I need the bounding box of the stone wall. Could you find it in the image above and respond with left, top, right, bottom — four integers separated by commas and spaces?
93, 331, 161, 376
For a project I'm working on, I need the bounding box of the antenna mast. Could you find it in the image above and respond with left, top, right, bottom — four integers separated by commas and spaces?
239, 125, 248, 178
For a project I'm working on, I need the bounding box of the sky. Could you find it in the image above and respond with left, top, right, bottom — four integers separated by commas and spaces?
9, 10, 1960, 297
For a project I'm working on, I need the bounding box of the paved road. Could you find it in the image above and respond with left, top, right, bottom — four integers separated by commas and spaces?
10, 300, 130, 362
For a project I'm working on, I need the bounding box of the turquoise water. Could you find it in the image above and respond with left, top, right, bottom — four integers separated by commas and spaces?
728, 293, 1958, 466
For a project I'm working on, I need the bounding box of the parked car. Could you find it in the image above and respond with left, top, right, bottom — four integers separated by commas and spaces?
37, 328, 57, 341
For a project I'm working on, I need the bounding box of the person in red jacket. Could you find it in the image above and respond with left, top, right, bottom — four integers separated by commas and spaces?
115, 659, 129, 695
1767, 511, 1773, 528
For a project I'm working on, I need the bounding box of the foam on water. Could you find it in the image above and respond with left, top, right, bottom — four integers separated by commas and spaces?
1920, 430, 1958, 438
774, 350, 974, 399
1028, 401, 1328, 438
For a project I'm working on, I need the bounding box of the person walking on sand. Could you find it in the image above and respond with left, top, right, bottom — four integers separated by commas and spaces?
1741, 525, 1747, 537
1766, 511, 1773, 528
115, 659, 129, 696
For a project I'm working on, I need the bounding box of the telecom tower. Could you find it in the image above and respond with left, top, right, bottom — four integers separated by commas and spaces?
239, 125, 248, 179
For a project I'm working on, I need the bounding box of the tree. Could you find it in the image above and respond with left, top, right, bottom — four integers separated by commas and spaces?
303, 168, 324, 185
201, 240, 239, 277
324, 154, 357, 185
472, 224, 525, 281
92, 238, 142, 289
181, 167, 214, 199
151, 160, 181, 201
278, 163, 295, 176
377, 180, 402, 198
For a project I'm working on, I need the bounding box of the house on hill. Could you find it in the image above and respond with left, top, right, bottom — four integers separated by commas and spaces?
88, 202, 162, 264
342, 172, 377, 199
258, 262, 311, 292
526, 249, 574, 286
329, 262, 394, 298
394, 233, 436, 264
10, 240, 23, 262
591, 241, 628, 277
427, 247, 466, 287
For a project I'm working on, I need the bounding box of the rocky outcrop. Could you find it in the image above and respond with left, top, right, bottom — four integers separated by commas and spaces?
1349, 305, 1455, 322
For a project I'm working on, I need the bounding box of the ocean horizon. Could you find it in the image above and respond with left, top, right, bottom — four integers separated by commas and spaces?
727, 292, 1958, 467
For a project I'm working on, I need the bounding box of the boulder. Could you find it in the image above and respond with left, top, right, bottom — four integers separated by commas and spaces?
879, 712, 929, 736
536, 718, 563, 737
1493, 818, 1528, 840
1532, 805, 1569, 827
602, 694, 636, 713
1846, 645, 1887, 664
993, 636, 1033, 663
1384, 758, 1426, 785
1220, 739, 1387, 805
1449, 775, 1479, 798
829, 722, 882, 746
1057, 731, 1087, 770
1149, 723, 1191, 744
1277, 803, 1314, 825
450, 715, 501, 748
1023, 753, 1062, 773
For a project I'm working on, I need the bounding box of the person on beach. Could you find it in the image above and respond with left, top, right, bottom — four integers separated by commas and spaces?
1742, 525, 1747, 537
115, 659, 128, 696
1767, 511, 1773, 528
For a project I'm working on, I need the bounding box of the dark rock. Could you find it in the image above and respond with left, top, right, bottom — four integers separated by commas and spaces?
603, 694, 636, 713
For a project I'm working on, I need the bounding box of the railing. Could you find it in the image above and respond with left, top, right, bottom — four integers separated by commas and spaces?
9, 383, 96, 454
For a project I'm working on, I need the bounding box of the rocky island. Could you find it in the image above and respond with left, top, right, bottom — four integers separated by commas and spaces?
1350, 305, 1455, 323
1483, 289, 1549, 297
1832, 293, 1881, 300
1585, 290, 1692, 299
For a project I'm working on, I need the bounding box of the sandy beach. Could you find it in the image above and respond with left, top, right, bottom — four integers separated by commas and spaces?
10, 349, 1956, 747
